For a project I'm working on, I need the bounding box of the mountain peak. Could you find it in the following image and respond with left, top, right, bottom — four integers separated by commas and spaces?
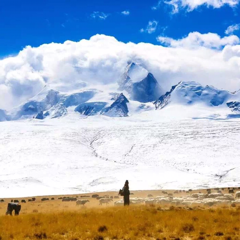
102, 93, 129, 117
155, 81, 233, 109
119, 62, 162, 103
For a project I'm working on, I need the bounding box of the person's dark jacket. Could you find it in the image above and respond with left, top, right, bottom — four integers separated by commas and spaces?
123, 185, 130, 196
123, 185, 130, 205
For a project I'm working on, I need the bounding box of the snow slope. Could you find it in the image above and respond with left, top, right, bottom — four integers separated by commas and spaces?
0, 112, 240, 198
154, 81, 239, 109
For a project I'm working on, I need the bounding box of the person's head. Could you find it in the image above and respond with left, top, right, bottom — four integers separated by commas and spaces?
125, 180, 129, 186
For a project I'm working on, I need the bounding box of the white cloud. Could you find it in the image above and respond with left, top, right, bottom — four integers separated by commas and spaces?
90, 11, 109, 20
140, 21, 158, 34
121, 10, 130, 15
158, 32, 240, 49
153, 0, 240, 13
225, 23, 240, 35
0, 34, 240, 110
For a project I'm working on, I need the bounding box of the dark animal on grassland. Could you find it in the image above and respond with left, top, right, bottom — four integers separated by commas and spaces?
41, 198, 49, 201
6, 203, 21, 216
21, 200, 26, 203
62, 197, 77, 202
92, 194, 99, 198
76, 200, 89, 206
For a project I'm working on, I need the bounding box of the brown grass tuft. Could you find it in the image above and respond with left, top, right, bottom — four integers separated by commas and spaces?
181, 223, 195, 233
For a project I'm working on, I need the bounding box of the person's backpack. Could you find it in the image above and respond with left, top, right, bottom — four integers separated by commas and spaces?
119, 189, 124, 196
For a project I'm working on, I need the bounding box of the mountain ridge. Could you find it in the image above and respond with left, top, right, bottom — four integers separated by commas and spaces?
1, 63, 240, 122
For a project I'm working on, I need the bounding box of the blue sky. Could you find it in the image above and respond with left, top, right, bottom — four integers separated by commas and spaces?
0, 0, 239, 56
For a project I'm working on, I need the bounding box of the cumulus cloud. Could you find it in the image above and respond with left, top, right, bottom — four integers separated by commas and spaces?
140, 21, 158, 34
158, 32, 240, 49
0, 34, 240, 110
225, 23, 240, 35
121, 10, 130, 15
152, 0, 240, 13
90, 11, 109, 20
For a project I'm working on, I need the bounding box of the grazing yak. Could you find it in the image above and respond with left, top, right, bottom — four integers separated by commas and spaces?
6, 203, 21, 216
62, 197, 77, 202
92, 194, 99, 198
99, 198, 113, 205
76, 200, 89, 206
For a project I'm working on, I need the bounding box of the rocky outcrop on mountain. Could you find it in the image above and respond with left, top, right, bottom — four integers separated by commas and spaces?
14, 89, 95, 120
102, 93, 129, 117
119, 62, 161, 103
227, 101, 240, 112
75, 102, 107, 116
154, 84, 178, 109
35, 111, 44, 120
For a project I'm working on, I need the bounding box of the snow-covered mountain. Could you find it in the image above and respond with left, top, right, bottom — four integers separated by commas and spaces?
154, 81, 240, 112
11, 87, 97, 120
2, 63, 240, 122
119, 62, 162, 103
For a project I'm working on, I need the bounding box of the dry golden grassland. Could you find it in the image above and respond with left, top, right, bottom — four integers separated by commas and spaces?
0, 205, 240, 240
0, 189, 239, 240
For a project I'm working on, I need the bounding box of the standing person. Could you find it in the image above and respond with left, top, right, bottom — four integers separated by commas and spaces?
122, 180, 130, 206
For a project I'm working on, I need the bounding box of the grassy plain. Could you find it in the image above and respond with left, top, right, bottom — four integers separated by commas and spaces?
0, 189, 240, 240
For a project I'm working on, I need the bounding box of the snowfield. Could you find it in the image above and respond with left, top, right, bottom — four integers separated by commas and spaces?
0, 110, 240, 198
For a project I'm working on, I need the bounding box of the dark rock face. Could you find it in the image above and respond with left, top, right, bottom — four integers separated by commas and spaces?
119, 62, 161, 103
118, 62, 137, 93
154, 84, 178, 109
227, 101, 240, 112
132, 73, 161, 103
102, 93, 129, 117
75, 102, 107, 116
35, 111, 44, 120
